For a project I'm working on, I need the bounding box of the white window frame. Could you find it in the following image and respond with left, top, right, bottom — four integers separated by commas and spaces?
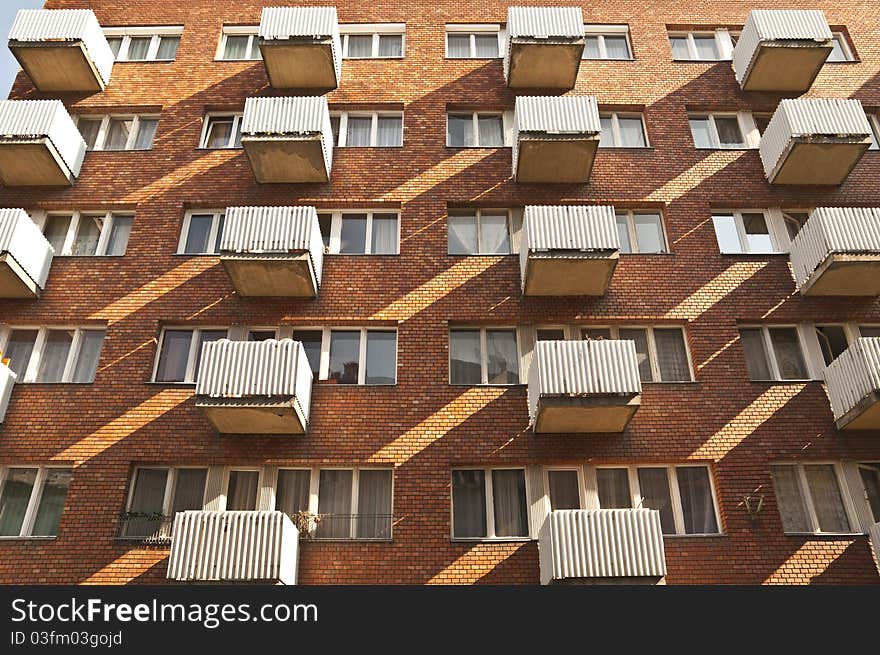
599, 112, 649, 148
445, 111, 513, 148
151, 327, 228, 384
583, 24, 633, 60
309, 327, 398, 385
689, 111, 759, 149
329, 111, 404, 147
103, 26, 183, 62
450, 467, 531, 541
579, 325, 694, 383
739, 324, 823, 382
318, 210, 401, 255
340, 23, 405, 59
0, 465, 73, 538
73, 114, 159, 151
448, 327, 523, 386
813, 323, 861, 368
447, 208, 514, 255
711, 208, 796, 255
615, 209, 669, 254
219, 467, 264, 511
771, 462, 860, 535
216, 26, 261, 61
827, 32, 855, 63
444, 24, 505, 59
30, 210, 133, 257
669, 29, 734, 61
0, 326, 106, 384
535, 325, 573, 341
198, 113, 243, 149
543, 466, 587, 510
177, 210, 225, 255
125, 466, 209, 516
868, 114, 880, 150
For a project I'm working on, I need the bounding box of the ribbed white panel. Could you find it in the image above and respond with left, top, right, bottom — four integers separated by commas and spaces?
220, 206, 323, 284
0, 208, 54, 290
759, 99, 872, 179
259, 6, 341, 83
732, 10, 832, 86
824, 337, 880, 421
527, 340, 641, 422
506, 7, 584, 39
167, 511, 299, 585
0, 100, 87, 178
514, 95, 600, 134
0, 364, 16, 424
789, 207, 880, 290
538, 509, 666, 584
8, 9, 114, 86
869, 522, 880, 574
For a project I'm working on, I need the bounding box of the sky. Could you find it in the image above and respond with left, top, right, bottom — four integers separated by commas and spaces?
1, 0, 48, 96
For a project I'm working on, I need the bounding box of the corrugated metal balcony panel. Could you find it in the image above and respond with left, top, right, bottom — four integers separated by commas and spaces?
0, 208, 54, 294
0, 100, 87, 179
869, 522, 880, 574
514, 95, 601, 134
506, 7, 585, 39
539, 510, 666, 584
789, 207, 880, 292
258, 6, 341, 83
0, 365, 16, 424
522, 205, 618, 252
824, 337, 880, 424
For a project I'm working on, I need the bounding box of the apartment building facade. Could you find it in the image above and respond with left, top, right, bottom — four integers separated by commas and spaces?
0, 0, 879, 585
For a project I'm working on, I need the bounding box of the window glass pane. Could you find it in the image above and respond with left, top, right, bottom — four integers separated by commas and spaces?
31, 469, 72, 537
599, 116, 614, 147
104, 118, 133, 150
275, 470, 311, 516
134, 119, 158, 149
768, 328, 808, 380
194, 330, 226, 378
71, 215, 103, 256
804, 465, 850, 532
450, 330, 481, 384
536, 329, 566, 341
714, 116, 744, 146
492, 470, 528, 537
754, 114, 772, 135
654, 328, 690, 381
689, 117, 712, 148
633, 213, 665, 253
782, 212, 809, 241
183, 214, 214, 253
247, 330, 275, 342
485, 329, 519, 384
477, 115, 503, 147
676, 467, 717, 534
43, 215, 72, 253
129, 468, 168, 514
693, 36, 719, 59
346, 116, 372, 146
741, 212, 773, 252
105, 215, 133, 256
859, 463, 880, 522
378, 34, 403, 57
77, 119, 102, 150
36, 329, 74, 382
223, 35, 249, 59
106, 37, 123, 58
739, 328, 772, 380
861, 326, 880, 338
597, 468, 632, 509
376, 116, 402, 147
316, 469, 353, 538
248, 39, 262, 60
317, 214, 332, 249
448, 114, 474, 147
4, 329, 38, 377
474, 34, 498, 58
604, 35, 631, 59
815, 326, 849, 366
155, 330, 192, 382
347, 34, 373, 57
328, 330, 361, 384
669, 36, 690, 59
292, 330, 322, 379
125, 37, 151, 60
339, 214, 368, 253
329, 116, 340, 144
232, 120, 243, 147
156, 36, 180, 60
827, 35, 847, 62
447, 34, 471, 58
0, 468, 36, 536
615, 213, 632, 253
205, 118, 233, 148
584, 35, 601, 59
479, 213, 510, 254
371, 214, 398, 254
548, 470, 580, 510
356, 469, 393, 539
637, 468, 675, 533
711, 214, 742, 253
868, 117, 879, 150
226, 471, 259, 510
770, 466, 810, 532
619, 328, 652, 382
71, 330, 105, 383
170, 469, 207, 514
448, 215, 478, 254
365, 331, 396, 385
617, 117, 646, 147
452, 469, 486, 538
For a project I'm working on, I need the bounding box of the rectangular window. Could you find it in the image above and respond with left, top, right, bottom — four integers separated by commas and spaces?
711, 210, 779, 254
739, 327, 809, 381
827, 33, 855, 62
37, 212, 133, 257
0, 327, 105, 384
599, 112, 648, 148
340, 25, 405, 58
200, 114, 243, 149
218, 27, 261, 60
669, 30, 731, 61
104, 27, 183, 61
315, 468, 393, 540
447, 209, 512, 255
316, 211, 400, 254
547, 470, 581, 510
815, 325, 851, 366
449, 328, 520, 385
583, 25, 632, 60
859, 462, 880, 523
329, 112, 403, 147
860, 325, 880, 338
452, 468, 528, 539
596, 467, 632, 509
615, 210, 667, 253
121, 467, 206, 538
579, 326, 691, 382
447, 112, 506, 147
153, 328, 227, 383
445, 25, 502, 58
0, 467, 72, 538
291, 330, 322, 379
324, 329, 397, 385
178, 211, 225, 254
771, 464, 854, 534
74, 115, 158, 151
868, 114, 880, 151
689, 113, 753, 149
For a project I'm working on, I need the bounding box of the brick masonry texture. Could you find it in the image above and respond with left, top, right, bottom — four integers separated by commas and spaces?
0, 0, 879, 585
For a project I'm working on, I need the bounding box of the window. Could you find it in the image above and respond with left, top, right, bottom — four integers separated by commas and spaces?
74, 115, 158, 151
451, 468, 528, 539
0, 327, 105, 383
104, 27, 182, 61
120, 467, 207, 538
599, 112, 648, 147
446, 112, 508, 147
36, 212, 133, 256
546, 469, 581, 510
615, 210, 667, 253
225, 470, 259, 510
447, 209, 512, 255
328, 112, 403, 147
580, 326, 692, 382
178, 211, 225, 254
292, 329, 322, 379
860, 325, 880, 338
449, 328, 520, 385
199, 114, 243, 149
815, 325, 851, 366
771, 464, 855, 534
739, 327, 809, 381
711, 210, 779, 254
583, 25, 632, 60
218, 27, 261, 60
859, 462, 880, 523
340, 24, 404, 58
781, 210, 810, 241
0, 466, 72, 537
317, 211, 399, 255
153, 328, 227, 383
689, 113, 756, 149
313, 468, 393, 539
669, 30, 733, 61
827, 33, 855, 62
326, 329, 397, 385
536, 327, 568, 341
868, 114, 880, 151
445, 25, 502, 58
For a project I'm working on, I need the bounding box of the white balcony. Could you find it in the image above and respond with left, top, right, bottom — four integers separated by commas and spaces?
0, 209, 54, 298
259, 7, 341, 89
8, 9, 114, 92
539, 510, 666, 585
513, 96, 601, 183
760, 98, 872, 185
0, 100, 86, 186
504, 7, 584, 89
195, 339, 313, 435
732, 10, 833, 93
528, 340, 641, 433
520, 205, 618, 296
789, 207, 880, 296
220, 206, 324, 297
167, 511, 299, 585
0, 363, 15, 424
824, 337, 880, 431
241, 96, 333, 183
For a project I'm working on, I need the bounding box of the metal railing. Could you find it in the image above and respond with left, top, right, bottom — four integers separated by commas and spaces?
294, 513, 394, 541
115, 513, 174, 545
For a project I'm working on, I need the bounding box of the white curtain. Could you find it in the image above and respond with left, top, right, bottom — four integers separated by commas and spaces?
633, 213, 666, 252
276, 470, 311, 515
170, 469, 207, 514
125, 468, 168, 538
134, 119, 158, 150
346, 117, 372, 146
376, 116, 402, 146
769, 328, 808, 380
316, 470, 353, 538
448, 215, 478, 254
619, 329, 652, 382
452, 470, 486, 537
447, 115, 473, 146
36, 330, 74, 383
105, 119, 133, 150
446, 34, 470, 58
770, 466, 810, 533
347, 34, 372, 57
617, 117, 646, 147
31, 469, 71, 537
492, 470, 528, 537
485, 329, 519, 384
370, 215, 398, 254
473, 34, 498, 57
597, 468, 632, 509
71, 216, 102, 256
548, 471, 580, 510
637, 468, 675, 533
0, 468, 37, 536
477, 115, 503, 146
654, 328, 690, 382
356, 470, 392, 538
226, 471, 258, 510
105, 215, 133, 256
676, 467, 717, 534
479, 214, 510, 254
71, 330, 106, 383
804, 465, 850, 532
378, 35, 403, 57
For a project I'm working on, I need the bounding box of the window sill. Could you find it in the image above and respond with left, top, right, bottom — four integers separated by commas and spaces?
747, 379, 820, 385
344, 56, 405, 61
718, 251, 790, 257
693, 147, 757, 151
448, 383, 525, 388
195, 147, 243, 151
327, 253, 401, 257
781, 532, 865, 538
672, 58, 730, 63
824, 60, 859, 65
114, 60, 176, 64
445, 145, 510, 150
445, 57, 503, 61
212, 58, 261, 63
336, 145, 404, 149
172, 252, 220, 257
451, 537, 532, 543
9, 382, 95, 386
147, 381, 196, 386
642, 380, 698, 386
663, 532, 727, 539
86, 149, 155, 154
583, 57, 636, 62
0, 536, 56, 541
598, 146, 654, 151
447, 252, 514, 257
620, 251, 673, 256
54, 255, 126, 259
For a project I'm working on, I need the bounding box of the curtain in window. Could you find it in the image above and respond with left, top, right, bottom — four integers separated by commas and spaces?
689, 118, 712, 147
339, 214, 367, 253
316, 470, 353, 538
134, 119, 158, 150
155, 330, 192, 382
604, 35, 630, 59
105, 216, 133, 256
105, 119, 133, 150
619, 329, 652, 382
106, 37, 122, 58
43, 215, 72, 253
446, 34, 470, 58
633, 213, 665, 252
71, 216, 102, 256
0, 468, 36, 536
492, 470, 528, 537
770, 465, 810, 533
653, 328, 690, 381
449, 330, 482, 384
485, 329, 519, 384
676, 467, 717, 534
275, 470, 311, 516
31, 469, 72, 536
714, 116, 743, 145
447, 115, 474, 147
599, 116, 614, 147
171, 469, 207, 514
370, 214, 398, 254
347, 34, 372, 57
156, 36, 180, 60
377, 35, 402, 57
346, 117, 372, 146
479, 214, 510, 254
474, 35, 498, 58
804, 465, 850, 532
356, 470, 392, 539
452, 470, 486, 538
4, 329, 38, 378
365, 331, 396, 385
328, 330, 360, 384
548, 471, 580, 510
226, 471, 259, 510
448, 215, 478, 254
637, 468, 675, 533
223, 35, 249, 60
77, 120, 102, 150
860, 464, 880, 523
769, 328, 808, 380
669, 37, 690, 60
617, 117, 646, 147
126, 37, 151, 60
376, 117, 402, 146
206, 120, 233, 148
584, 36, 601, 58
739, 328, 772, 380
692, 36, 719, 59
125, 468, 167, 538
477, 116, 503, 146
36, 330, 74, 383
597, 468, 632, 509
71, 330, 106, 383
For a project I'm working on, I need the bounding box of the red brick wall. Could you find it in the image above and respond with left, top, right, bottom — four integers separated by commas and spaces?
0, 0, 878, 585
